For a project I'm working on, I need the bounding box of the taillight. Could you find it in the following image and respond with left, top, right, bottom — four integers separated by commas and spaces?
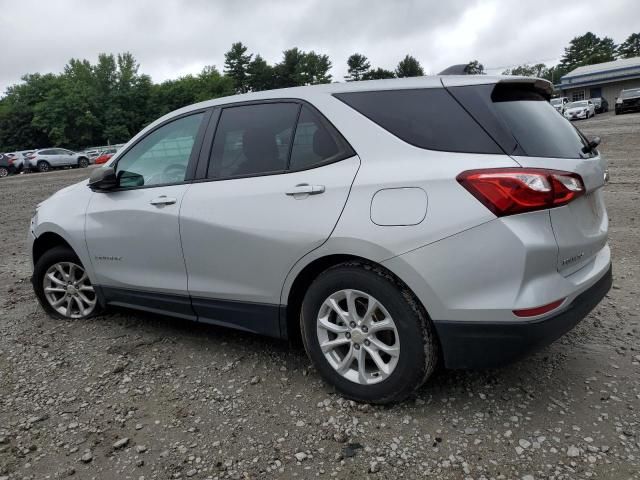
456, 168, 585, 217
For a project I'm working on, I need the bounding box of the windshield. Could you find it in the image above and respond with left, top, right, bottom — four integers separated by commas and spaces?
550, 99, 562, 105
567, 101, 589, 108
621, 88, 640, 99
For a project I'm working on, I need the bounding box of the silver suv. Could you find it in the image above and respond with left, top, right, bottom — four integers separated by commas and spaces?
29, 76, 611, 403
28, 148, 91, 172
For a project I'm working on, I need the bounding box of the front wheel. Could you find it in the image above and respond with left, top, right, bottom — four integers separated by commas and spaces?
78, 158, 89, 168
301, 262, 438, 404
33, 246, 102, 320
0, 166, 9, 178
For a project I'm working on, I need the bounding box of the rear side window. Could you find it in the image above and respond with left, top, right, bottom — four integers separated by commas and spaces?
334, 88, 502, 154
289, 105, 354, 170
208, 103, 299, 179
448, 83, 593, 159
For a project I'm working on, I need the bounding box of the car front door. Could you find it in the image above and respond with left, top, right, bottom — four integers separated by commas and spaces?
180, 102, 360, 336
85, 110, 210, 317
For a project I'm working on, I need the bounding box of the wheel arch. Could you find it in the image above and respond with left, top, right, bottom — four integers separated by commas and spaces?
283, 252, 434, 346
32, 231, 75, 266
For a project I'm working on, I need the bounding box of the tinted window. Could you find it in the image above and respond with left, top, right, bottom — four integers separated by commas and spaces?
209, 103, 299, 179
334, 89, 502, 154
115, 112, 204, 188
289, 106, 353, 170
448, 84, 593, 159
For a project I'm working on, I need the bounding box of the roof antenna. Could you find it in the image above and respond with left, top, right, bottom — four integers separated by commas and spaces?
438, 64, 470, 75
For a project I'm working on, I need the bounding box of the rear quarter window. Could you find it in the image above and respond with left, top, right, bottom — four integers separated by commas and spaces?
334, 88, 502, 154
447, 83, 593, 159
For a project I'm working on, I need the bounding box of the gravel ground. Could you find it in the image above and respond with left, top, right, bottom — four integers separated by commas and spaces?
1, 112, 639, 480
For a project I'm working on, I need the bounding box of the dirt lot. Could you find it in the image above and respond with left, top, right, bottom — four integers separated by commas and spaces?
1, 112, 639, 480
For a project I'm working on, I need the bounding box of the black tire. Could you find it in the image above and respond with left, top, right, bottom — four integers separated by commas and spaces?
0, 166, 8, 178
33, 246, 102, 320
37, 160, 50, 172
301, 261, 438, 404
78, 157, 89, 168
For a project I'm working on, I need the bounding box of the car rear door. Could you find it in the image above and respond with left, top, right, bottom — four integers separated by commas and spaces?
180, 101, 359, 336
445, 79, 608, 276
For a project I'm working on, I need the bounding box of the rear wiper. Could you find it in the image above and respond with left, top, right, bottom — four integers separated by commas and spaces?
582, 135, 600, 154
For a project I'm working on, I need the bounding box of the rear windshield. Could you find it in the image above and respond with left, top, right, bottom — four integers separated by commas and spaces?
333, 88, 502, 154
448, 83, 594, 159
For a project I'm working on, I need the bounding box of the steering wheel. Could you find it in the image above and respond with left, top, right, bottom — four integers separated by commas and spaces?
145, 163, 187, 185
162, 163, 187, 183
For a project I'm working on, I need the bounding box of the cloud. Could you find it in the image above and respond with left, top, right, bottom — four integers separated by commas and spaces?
0, 0, 638, 93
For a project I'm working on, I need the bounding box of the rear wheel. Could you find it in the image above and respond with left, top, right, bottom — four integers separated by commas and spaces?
78, 157, 89, 168
33, 246, 101, 320
0, 167, 8, 178
301, 262, 438, 404
37, 161, 50, 173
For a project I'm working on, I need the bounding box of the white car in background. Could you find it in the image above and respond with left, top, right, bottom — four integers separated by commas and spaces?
27, 148, 91, 172
563, 100, 595, 120
550, 97, 569, 114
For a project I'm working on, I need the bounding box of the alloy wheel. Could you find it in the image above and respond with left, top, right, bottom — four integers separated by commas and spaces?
0, 167, 8, 178
316, 289, 400, 385
42, 261, 97, 318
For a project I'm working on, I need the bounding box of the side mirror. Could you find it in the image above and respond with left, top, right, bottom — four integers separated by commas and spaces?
88, 167, 117, 191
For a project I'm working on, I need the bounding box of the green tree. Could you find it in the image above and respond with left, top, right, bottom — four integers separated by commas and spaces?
361, 67, 396, 80
224, 42, 253, 93
273, 48, 332, 87
617, 32, 640, 58
464, 60, 485, 74
247, 55, 275, 91
395, 55, 424, 77
345, 53, 371, 81
559, 32, 616, 74
502, 63, 549, 78
299, 51, 332, 85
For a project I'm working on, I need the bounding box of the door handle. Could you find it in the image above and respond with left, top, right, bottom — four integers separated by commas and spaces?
150, 195, 177, 206
285, 184, 325, 196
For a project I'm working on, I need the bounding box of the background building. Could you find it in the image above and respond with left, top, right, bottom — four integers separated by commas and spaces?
557, 56, 640, 104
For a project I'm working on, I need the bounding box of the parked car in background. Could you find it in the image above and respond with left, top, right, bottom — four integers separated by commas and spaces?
0, 153, 18, 177
94, 147, 119, 165
6, 150, 35, 172
26, 148, 91, 172
29, 75, 611, 403
615, 88, 640, 115
591, 97, 608, 113
550, 97, 569, 114
564, 100, 595, 120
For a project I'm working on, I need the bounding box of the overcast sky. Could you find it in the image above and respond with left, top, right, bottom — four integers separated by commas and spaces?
1, 0, 639, 94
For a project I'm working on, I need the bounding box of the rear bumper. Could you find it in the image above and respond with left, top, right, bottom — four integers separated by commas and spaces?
433, 264, 612, 369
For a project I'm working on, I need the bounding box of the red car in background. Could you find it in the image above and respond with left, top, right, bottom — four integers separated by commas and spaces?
95, 147, 118, 164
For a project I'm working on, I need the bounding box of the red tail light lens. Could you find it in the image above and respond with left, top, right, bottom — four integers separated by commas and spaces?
513, 298, 565, 317
457, 168, 585, 217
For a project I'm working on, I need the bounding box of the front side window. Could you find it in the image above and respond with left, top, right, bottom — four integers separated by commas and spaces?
115, 112, 204, 188
208, 103, 299, 179
289, 105, 353, 170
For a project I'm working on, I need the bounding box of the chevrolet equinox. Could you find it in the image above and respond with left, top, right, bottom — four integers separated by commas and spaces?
29, 76, 612, 403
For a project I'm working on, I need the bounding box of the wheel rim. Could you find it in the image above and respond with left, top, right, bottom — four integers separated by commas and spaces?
43, 261, 97, 318
39, 162, 49, 172
316, 289, 400, 385
0, 168, 7, 177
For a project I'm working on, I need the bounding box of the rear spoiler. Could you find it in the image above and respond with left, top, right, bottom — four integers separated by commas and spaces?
440, 75, 553, 100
